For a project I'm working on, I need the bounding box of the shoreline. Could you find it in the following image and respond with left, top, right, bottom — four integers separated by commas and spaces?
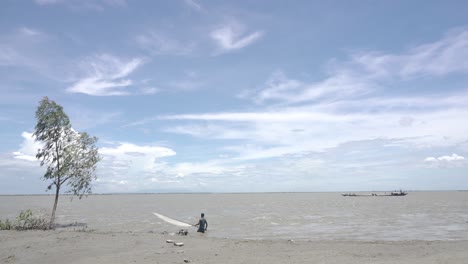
2, 229, 468, 264
1, 189, 467, 196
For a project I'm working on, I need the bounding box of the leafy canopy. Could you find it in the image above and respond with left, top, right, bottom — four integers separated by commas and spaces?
34, 97, 101, 198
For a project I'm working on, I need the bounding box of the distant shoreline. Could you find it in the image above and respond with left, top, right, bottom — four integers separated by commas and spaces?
1, 190, 467, 196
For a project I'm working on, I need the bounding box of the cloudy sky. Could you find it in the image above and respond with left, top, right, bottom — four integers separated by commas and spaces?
1, 0, 468, 194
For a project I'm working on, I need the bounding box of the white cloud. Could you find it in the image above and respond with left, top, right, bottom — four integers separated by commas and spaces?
67, 54, 144, 96
6, 132, 178, 194
166, 161, 233, 178
100, 143, 176, 158
94, 142, 255, 192
12, 132, 41, 162
424, 153, 465, 162
211, 22, 263, 54
94, 141, 257, 191
161, 111, 359, 122
159, 101, 468, 160
93, 142, 177, 191
424, 153, 466, 168
438, 154, 465, 161
99, 143, 175, 176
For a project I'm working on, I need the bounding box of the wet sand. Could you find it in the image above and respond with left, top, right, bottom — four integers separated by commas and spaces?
1, 230, 467, 264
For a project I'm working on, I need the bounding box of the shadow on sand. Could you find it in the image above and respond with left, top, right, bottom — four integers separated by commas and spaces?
55, 222, 88, 229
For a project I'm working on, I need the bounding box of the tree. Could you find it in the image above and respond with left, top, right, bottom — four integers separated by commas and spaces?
33, 97, 101, 228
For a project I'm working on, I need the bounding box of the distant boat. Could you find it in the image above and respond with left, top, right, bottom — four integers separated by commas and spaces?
341, 190, 407, 197
387, 190, 408, 196
341, 193, 357, 196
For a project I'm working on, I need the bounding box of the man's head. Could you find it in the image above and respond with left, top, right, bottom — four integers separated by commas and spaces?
201, 213, 204, 217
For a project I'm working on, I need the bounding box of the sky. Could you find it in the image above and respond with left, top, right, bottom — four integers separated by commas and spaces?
1, 0, 468, 194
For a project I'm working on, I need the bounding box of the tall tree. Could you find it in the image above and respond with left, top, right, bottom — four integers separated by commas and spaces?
34, 97, 101, 227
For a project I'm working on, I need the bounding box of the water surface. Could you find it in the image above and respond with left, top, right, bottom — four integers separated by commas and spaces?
1, 192, 467, 241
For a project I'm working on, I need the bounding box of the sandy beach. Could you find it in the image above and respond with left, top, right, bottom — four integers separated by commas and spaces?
1, 229, 467, 264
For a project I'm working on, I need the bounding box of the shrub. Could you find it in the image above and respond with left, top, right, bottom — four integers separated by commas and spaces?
0, 219, 13, 230
0, 209, 49, 231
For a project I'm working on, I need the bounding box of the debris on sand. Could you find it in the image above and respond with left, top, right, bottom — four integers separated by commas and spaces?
178, 229, 189, 236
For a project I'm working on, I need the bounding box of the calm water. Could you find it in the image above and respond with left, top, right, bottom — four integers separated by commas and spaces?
1, 192, 467, 241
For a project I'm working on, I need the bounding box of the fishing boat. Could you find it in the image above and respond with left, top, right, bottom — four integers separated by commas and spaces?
387, 190, 407, 196
341, 190, 407, 197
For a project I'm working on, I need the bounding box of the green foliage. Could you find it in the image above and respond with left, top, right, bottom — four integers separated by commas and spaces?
63, 132, 101, 199
0, 218, 13, 230
0, 210, 49, 230
15, 209, 49, 230
33, 96, 102, 226
34, 97, 74, 181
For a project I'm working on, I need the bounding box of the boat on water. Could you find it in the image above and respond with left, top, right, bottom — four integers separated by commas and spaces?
341, 190, 408, 197
387, 190, 408, 196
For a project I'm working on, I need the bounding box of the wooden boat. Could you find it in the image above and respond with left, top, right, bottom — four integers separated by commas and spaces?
341, 190, 407, 197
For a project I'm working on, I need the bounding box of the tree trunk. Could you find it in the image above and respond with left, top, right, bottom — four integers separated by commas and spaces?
50, 183, 60, 228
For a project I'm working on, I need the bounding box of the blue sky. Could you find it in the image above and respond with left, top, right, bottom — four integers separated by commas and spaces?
1, 0, 468, 194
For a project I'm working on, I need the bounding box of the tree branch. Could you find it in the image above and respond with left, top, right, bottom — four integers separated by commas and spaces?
61, 175, 72, 185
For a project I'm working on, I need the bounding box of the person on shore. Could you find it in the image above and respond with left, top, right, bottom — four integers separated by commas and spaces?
194, 213, 208, 233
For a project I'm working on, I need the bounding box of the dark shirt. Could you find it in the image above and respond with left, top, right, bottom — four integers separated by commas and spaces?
197, 217, 207, 233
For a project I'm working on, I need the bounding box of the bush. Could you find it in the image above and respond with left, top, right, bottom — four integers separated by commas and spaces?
0, 219, 13, 230
0, 209, 49, 231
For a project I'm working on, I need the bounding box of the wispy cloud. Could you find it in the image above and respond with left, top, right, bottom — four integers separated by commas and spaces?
184, 0, 202, 11
167, 80, 203, 91
243, 70, 371, 105
67, 54, 144, 96
352, 28, 468, 78
34, 0, 127, 10
156, 29, 468, 160
136, 31, 195, 56
0, 27, 46, 67
139, 87, 160, 95
244, 29, 468, 106
18, 27, 41, 36
68, 109, 122, 129
211, 22, 263, 54
0, 46, 20, 66
34, 0, 61, 5
159, 97, 468, 160
0, 27, 77, 83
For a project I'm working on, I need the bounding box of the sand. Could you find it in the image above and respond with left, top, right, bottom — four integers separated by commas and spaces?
1, 230, 467, 264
